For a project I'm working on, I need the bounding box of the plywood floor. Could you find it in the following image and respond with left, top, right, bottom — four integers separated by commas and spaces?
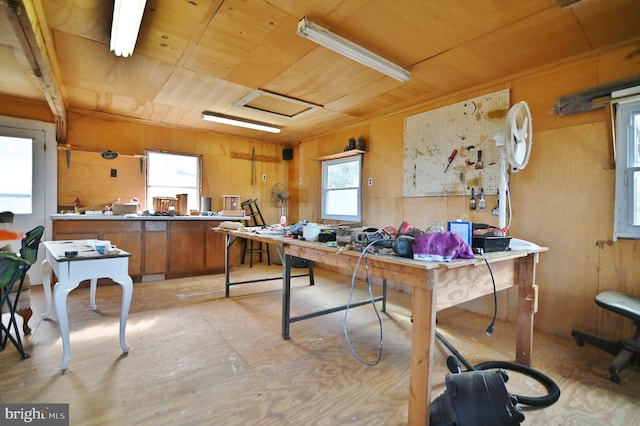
1, 264, 639, 425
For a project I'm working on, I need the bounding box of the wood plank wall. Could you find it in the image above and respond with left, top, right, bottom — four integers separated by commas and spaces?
57, 149, 145, 210
287, 43, 640, 340
1, 43, 639, 340
57, 113, 289, 215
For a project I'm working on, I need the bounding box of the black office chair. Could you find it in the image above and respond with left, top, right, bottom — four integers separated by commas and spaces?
571, 291, 640, 383
240, 199, 271, 267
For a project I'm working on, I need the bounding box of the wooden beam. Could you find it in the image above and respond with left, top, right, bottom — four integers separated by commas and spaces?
231, 151, 280, 163
6, 0, 68, 142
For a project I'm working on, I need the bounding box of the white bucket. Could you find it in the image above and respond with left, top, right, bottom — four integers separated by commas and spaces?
302, 223, 320, 241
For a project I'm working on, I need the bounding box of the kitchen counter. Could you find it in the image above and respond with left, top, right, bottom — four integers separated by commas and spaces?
51, 214, 248, 221
51, 215, 245, 280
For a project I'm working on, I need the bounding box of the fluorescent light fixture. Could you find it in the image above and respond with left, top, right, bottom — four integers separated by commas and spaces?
296, 16, 410, 82
110, 0, 147, 57
202, 112, 281, 134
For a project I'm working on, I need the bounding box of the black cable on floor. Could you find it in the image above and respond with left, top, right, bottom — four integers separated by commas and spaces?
483, 257, 497, 336
343, 239, 385, 366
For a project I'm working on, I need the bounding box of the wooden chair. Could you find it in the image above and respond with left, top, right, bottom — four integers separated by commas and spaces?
240, 199, 271, 267
571, 291, 640, 383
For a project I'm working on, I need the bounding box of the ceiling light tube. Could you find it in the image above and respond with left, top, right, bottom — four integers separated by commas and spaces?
110, 0, 147, 57
202, 112, 281, 134
296, 16, 410, 82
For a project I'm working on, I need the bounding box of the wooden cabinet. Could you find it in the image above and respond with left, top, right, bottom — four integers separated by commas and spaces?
169, 221, 205, 273
53, 220, 142, 276
204, 221, 244, 269
52, 218, 236, 280
144, 221, 168, 275
205, 221, 225, 269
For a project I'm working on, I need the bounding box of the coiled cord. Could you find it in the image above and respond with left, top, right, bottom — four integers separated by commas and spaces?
342, 239, 386, 366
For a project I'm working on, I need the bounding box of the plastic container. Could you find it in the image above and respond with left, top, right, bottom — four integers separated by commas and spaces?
302, 223, 320, 241
336, 228, 352, 246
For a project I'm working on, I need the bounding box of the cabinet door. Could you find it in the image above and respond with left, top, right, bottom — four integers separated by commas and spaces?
205, 221, 242, 270
54, 220, 142, 277
169, 221, 205, 272
103, 231, 142, 277
53, 220, 99, 240
205, 224, 225, 269
144, 221, 168, 274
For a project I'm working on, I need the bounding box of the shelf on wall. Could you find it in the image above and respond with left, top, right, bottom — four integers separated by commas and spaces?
314, 150, 365, 161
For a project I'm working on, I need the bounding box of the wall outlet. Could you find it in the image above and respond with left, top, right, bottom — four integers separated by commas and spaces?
298, 178, 303, 185
368, 177, 373, 186
262, 174, 267, 182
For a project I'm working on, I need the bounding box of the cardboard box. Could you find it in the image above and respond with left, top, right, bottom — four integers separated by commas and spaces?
112, 203, 138, 215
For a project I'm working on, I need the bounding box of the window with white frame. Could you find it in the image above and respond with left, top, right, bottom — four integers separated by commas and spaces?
146, 150, 201, 212
0, 134, 34, 214
321, 154, 362, 222
614, 99, 640, 240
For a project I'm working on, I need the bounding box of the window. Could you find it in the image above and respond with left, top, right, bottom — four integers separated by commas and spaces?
0, 135, 33, 214
614, 99, 640, 239
321, 154, 362, 222
146, 151, 201, 212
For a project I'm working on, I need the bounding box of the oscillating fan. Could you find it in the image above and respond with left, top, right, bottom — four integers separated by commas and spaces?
494, 101, 533, 231
270, 183, 289, 217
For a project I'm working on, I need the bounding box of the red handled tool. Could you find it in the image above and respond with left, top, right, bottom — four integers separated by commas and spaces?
444, 149, 458, 173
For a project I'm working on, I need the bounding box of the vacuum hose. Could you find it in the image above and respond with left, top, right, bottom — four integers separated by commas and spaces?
436, 330, 560, 407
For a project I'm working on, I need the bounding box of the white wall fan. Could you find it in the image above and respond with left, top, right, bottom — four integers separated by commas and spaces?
493, 101, 533, 231
270, 183, 289, 217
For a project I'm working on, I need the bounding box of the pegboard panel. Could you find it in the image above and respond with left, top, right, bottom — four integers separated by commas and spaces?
403, 89, 510, 197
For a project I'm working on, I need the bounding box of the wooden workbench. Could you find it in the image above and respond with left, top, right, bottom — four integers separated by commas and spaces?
216, 228, 546, 425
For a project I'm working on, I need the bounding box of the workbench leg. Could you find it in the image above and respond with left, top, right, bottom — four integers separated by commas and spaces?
382, 279, 387, 313
281, 250, 292, 340
307, 260, 315, 286
224, 234, 231, 298
408, 270, 437, 426
516, 252, 539, 366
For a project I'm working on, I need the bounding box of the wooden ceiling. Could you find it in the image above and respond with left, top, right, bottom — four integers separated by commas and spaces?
1, 0, 639, 144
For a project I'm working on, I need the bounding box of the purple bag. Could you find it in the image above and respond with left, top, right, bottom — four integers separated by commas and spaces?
412, 232, 474, 261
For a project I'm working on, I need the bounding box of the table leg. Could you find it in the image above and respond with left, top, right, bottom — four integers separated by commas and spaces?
516, 253, 538, 366
407, 271, 437, 426
41, 259, 52, 319
89, 278, 98, 310
113, 275, 133, 354
54, 279, 80, 370
382, 279, 387, 313
225, 234, 231, 297
281, 250, 291, 340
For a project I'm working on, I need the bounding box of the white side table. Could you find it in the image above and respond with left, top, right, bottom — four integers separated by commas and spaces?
41, 240, 133, 370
